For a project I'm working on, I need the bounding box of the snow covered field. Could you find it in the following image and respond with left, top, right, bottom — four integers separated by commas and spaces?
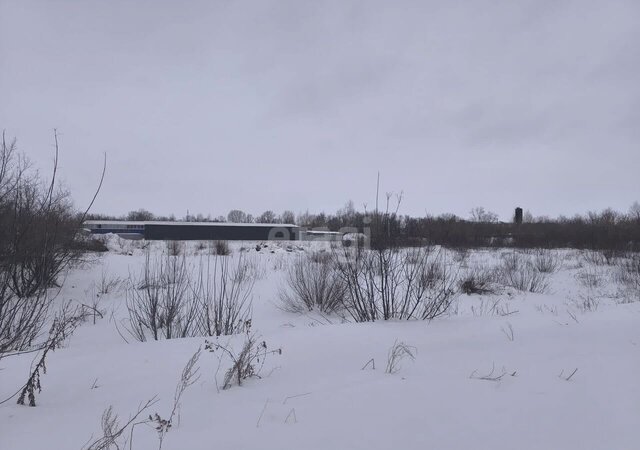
1, 238, 639, 450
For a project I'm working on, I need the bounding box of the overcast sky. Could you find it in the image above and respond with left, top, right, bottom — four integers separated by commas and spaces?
1, 0, 638, 221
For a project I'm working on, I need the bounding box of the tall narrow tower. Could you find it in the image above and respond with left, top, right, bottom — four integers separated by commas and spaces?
514, 207, 523, 224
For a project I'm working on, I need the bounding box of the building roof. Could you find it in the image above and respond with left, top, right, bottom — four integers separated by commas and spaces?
83, 220, 297, 228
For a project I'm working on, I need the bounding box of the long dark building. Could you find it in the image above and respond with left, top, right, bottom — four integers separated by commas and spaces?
83, 220, 300, 241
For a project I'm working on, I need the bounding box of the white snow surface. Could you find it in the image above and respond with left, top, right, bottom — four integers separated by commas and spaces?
1, 239, 639, 450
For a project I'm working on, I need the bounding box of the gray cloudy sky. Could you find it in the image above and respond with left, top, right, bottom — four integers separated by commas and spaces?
1, 0, 638, 220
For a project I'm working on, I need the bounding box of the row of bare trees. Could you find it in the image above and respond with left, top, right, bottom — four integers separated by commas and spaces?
89, 208, 298, 225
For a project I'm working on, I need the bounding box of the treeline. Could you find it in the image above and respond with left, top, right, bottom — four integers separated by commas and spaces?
399, 210, 640, 250
302, 204, 640, 251
88, 201, 364, 227
91, 202, 640, 251
87, 208, 297, 225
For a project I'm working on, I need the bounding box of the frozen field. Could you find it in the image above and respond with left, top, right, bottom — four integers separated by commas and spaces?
1, 238, 639, 450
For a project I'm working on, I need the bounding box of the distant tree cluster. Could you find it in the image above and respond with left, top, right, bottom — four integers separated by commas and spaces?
293, 201, 640, 251
89, 208, 299, 225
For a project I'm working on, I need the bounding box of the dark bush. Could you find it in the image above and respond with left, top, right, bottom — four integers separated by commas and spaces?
459, 267, 498, 295
214, 240, 230, 256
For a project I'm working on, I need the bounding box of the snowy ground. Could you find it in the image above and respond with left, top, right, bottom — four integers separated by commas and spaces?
1, 238, 639, 450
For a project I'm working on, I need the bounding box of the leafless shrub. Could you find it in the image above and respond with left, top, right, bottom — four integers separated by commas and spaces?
533, 249, 562, 273
167, 240, 183, 257
385, 340, 416, 374
615, 254, 640, 301
0, 274, 52, 354
0, 132, 105, 407
2, 184, 80, 299
581, 249, 621, 267
96, 268, 121, 295
574, 290, 600, 312
576, 265, 604, 288
0, 132, 94, 354
193, 254, 255, 337
564, 251, 584, 269
246, 256, 266, 281
125, 253, 199, 341
271, 255, 287, 271
75, 235, 110, 253
581, 250, 602, 266
470, 298, 517, 316
500, 251, 521, 272
206, 331, 282, 390
459, 266, 498, 295
451, 247, 470, 264
279, 255, 346, 314
213, 240, 230, 256
601, 249, 622, 265
334, 246, 459, 322
308, 250, 332, 265
497, 252, 548, 293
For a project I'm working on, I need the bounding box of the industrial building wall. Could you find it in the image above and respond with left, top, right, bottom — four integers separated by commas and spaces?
143, 224, 299, 241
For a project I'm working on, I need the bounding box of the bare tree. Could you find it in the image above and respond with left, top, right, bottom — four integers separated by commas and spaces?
280, 210, 296, 225
256, 210, 276, 224
469, 206, 499, 223
0, 132, 19, 205
227, 209, 248, 223
629, 201, 640, 222
126, 209, 155, 221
